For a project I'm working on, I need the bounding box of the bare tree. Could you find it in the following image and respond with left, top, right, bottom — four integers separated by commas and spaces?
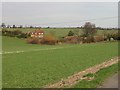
83, 22, 96, 37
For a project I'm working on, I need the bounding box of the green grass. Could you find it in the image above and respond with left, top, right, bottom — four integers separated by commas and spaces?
73, 62, 119, 88
2, 36, 72, 52
2, 36, 118, 88
6, 28, 78, 37
5, 28, 118, 37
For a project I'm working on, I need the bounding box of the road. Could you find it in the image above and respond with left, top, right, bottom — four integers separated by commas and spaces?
98, 72, 119, 88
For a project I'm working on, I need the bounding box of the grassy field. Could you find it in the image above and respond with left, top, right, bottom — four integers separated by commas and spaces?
2, 36, 71, 52
6, 28, 78, 37
2, 36, 118, 88
5, 28, 118, 37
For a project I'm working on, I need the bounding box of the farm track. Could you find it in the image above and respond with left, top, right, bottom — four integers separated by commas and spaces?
44, 56, 119, 88
1, 46, 74, 54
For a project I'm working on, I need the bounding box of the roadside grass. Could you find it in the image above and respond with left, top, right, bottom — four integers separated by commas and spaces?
73, 61, 119, 88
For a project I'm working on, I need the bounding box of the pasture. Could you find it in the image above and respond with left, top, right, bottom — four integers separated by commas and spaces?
5, 28, 118, 37
2, 36, 118, 88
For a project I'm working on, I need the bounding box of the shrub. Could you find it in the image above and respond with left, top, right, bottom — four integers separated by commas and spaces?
82, 36, 94, 43
2, 29, 29, 38
93, 35, 104, 42
2, 28, 8, 36
26, 38, 40, 44
68, 31, 74, 36
41, 34, 57, 45
117, 33, 120, 40
12, 30, 22, 36
17, 33, 29, 38
111, 33, 120, 40
106, 33, 120, 41
58, 37, 65, 43
106, 34, 112, 41
64, 36, 80, 44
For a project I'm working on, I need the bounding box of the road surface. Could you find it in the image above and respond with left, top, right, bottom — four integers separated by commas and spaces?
98, 72, 119, 88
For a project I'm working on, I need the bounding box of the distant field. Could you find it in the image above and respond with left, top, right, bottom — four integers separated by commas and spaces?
2, 36, 118, 88
6, 28, 77, 37
5, 28, 118, 37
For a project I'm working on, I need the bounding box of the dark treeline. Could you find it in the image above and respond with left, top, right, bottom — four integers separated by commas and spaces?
1, 23, 119, 30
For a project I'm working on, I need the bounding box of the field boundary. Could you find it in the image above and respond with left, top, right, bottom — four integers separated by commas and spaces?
1, 46, 75, 55
44, 56, 119, 88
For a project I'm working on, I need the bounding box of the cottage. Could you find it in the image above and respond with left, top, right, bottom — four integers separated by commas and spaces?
30, 29, 44, 38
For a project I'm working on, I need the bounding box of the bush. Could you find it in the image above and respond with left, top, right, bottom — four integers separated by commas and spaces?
82, 36, 94, 43
106, 34, 112, 41
3, 30, 22, 37
111, 33, 120, 40
58, 37, 65, 43
64, 36, 80, 44
106, 33, 120, 41
26, 38, 40, 44
12, 30, 22, 36
41, 34, 57, 45
2, 29, 29, 38
68, 31, 74, 36
2, 28, 9, 36
17, 33, 29, 38
117, 33, 120, 40
93, 35, 105, 42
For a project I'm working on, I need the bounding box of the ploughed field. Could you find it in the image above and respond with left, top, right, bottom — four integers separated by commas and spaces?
2, 36, 118, 88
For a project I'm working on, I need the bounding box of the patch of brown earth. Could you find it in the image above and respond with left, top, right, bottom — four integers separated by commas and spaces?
44, 57, 119, 88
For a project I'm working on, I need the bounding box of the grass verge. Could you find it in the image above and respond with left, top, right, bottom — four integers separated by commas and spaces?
73, 61, 119, 88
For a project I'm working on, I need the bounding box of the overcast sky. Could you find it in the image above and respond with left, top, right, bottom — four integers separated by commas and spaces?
2, 2, 118, 28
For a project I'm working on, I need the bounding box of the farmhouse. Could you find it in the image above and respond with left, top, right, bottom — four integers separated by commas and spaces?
30, 29, 44, 38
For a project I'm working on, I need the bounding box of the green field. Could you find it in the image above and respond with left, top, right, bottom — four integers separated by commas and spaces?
2, 36, 118, 88
5, 28, 118, 37
5, 28, 78, 37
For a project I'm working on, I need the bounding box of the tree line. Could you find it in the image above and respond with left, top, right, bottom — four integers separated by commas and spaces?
1, 23, 119, 30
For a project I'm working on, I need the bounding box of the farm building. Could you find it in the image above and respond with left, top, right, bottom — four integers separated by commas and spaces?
30, 29, 44, 38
